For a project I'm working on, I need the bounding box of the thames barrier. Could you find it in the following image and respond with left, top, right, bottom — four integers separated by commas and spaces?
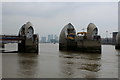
1, 22, 39, 53
1, 22, 119, 79
1, 22, 119, 53
59, 23, 101, 53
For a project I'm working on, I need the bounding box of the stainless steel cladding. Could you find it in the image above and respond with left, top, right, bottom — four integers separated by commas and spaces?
18, 22, 34, 38
59, 23, 77, 50
115, 32, 120, 49
86, 23, 98, 40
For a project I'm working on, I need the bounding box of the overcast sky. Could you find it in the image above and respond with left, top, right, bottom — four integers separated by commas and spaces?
2, 2, 118, 38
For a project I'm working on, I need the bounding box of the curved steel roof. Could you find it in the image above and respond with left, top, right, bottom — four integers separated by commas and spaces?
18, 21, 34, 36
116, 32, 120, 44
87, 23, 98, 34
59, 23, 76, 43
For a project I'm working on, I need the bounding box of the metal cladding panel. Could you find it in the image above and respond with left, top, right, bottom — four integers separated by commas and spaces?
59, 23, 76, 44
24, 22, 34, 35
87, 23, 98, 40
116, 32, 120, 44
18, 21, 34, 36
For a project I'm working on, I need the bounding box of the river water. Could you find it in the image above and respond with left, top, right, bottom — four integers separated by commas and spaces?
1, 43, 120, 78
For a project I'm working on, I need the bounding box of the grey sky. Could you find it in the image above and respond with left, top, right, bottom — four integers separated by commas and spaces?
2, 2, 118, 38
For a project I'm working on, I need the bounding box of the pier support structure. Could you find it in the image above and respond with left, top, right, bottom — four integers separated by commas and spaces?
59, 23, 101, 53
115, 32, 120, 49
18, 22, 39, 53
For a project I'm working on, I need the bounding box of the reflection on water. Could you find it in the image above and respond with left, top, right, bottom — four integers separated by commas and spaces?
2, 43, 118, 78
59, 53, 75, 78
17, 53, 38, 78
117, 50, 120, 79
116, 49, 120, 56
59, 51, 101, 78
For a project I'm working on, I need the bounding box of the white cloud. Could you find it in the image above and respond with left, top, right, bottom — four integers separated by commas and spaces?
2, 2, 118, 38
0, 3, 2, 35
1, 0, 120, 2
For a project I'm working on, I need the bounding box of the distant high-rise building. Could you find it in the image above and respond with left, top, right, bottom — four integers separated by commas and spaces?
40, 36, 46, 43
47, 35, 51, 43
51, 34, 53, 41
47, 34, 54, 43
54, 35, 58, 42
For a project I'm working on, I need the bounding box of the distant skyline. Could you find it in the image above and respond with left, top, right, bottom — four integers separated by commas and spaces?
40, 34, 58, 43
2, 2, 118, 38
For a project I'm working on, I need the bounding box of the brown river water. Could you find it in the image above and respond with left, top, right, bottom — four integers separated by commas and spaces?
1, 43, 120, 78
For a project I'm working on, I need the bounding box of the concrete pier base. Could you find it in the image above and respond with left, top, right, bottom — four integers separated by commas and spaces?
76, 46, 101, 53
76, 40, 101, 53
59, 40, 101, 53
59, 41, 77, 51
18, 34, 39, 53
0, 43, 5, 48
115, 44, 120, 49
